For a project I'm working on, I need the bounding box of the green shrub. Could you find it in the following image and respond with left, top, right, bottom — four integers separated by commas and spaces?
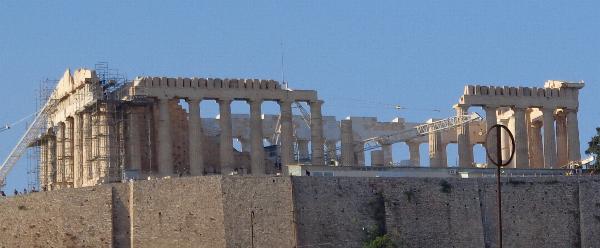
363, 234, 396, 248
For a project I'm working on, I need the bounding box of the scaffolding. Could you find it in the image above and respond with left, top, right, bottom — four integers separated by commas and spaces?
26, 79, 56, 191
83, 63, 128, 184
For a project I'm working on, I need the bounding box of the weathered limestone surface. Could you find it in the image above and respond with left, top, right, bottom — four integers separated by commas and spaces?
131, 177, 227, 248
384, 178, 485, 247
221, 177, 295, 248
293, 177, 382, 248
479, 177, 581, 248
2, 176, 600, 248
0, 186, 113, 247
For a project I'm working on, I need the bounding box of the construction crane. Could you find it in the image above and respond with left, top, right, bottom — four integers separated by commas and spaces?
271, 87, 312, 146
0, 113, 36, 134
359, 112, 482, 152
0, 100, 56, 190
0, 124, 9, 133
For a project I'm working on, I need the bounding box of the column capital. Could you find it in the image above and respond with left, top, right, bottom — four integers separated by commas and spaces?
278, 98, 293, 105
511, 106, 528, 112
186, 98, 201, 104
483, 104, 500, 109
218, 98, 233, 104
531, 120, 543, 128
309, 99, 324, 106
156, 95, 172, 101
247, 98, 264, 105
406, 140, 421, 146
540, 107, 556, 117
564, 108, 578, 114
554, 108, 567, 117
453, 104, 470, 111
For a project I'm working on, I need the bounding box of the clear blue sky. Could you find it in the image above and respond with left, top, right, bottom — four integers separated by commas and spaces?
1, 1, 599, 191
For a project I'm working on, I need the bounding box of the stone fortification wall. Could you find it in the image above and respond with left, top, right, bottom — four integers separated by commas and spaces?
130, 176, 227, 248
0, 186, 113, 247
2, 176, 600, 248
221, 176, 296, 248
292, 177, 485, 247
292, 176, 600, 248
478, 177, 581, 248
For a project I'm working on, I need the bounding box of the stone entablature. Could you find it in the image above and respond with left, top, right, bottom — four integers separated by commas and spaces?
47, 69, 103, 126
460, 81, 582, 109
130, 77, 318, 102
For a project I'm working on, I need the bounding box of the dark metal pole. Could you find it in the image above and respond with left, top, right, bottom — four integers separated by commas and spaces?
496, 126, 503, 248
251, 211, 255, 248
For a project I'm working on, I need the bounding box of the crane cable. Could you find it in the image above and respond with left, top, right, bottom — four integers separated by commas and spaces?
0, 113, 36, 132
320, 96, 442, 113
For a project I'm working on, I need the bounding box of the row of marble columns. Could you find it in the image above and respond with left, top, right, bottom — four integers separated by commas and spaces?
453, 105, 580, 168
339, 119, 422, 167
149, 97, 324, 177
39, 109, 114, 190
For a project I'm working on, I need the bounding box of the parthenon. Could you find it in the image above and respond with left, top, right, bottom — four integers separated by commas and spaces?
35, 68, 584, 190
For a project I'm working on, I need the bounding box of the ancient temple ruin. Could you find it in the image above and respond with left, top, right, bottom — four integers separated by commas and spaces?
29, 67, 584, 190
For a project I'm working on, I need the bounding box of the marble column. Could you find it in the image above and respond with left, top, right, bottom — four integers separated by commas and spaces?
513, 107, 529, 168
128, 108, 142, 173
341, 119, 354, 166
428, 120, 445, 168
39, 138, 48, 190
326, 140, 337, 163
555, 110, 568, 167
439, 143, 448, 166
528, 120, 544, 168
355, 142, 365, 166
64, 118, 74, 187
297, 140, 310, 161
310, 100, 325, 166
249, 99, 265, 175
90, 114, 98, 182
484, 106, 498, 167
48, 133, 57, 189
56, 123, 65, 187
382, 144, 393, 166
502, 117, 515, 167
279, 100, 294, 166
542, 108, 557, 168
157, 98, 173, 177
82, 113, 92, 183
73, 114, 83, 187
455, 104, 473, 167
371, 150, 384, 166
218, 99, 233, 174
407, 141, 420, 167
187, 99, 205, 176
566, 109, 581, 163
240, 139, 251, 153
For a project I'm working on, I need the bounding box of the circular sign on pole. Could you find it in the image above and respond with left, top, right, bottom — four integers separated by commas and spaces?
485, 124, 515, 167
485, 124, 515, 248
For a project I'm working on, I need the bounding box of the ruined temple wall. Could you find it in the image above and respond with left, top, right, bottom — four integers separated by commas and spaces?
170, 101, 190, 174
